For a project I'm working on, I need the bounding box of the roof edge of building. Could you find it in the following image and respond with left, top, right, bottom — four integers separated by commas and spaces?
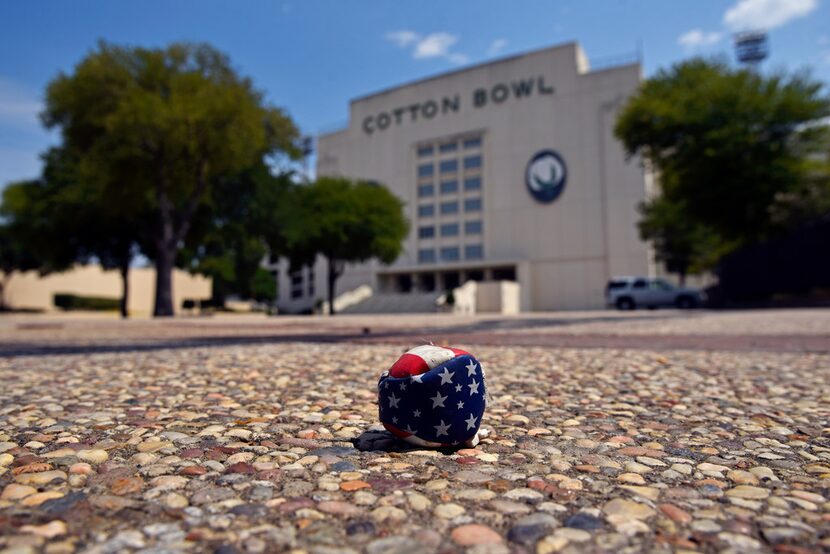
349, 41, 584, 106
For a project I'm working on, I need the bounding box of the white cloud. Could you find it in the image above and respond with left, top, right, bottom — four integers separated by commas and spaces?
723, 0, 817, 31
384, 30, 468, 65
384, 30, 419, 48
413, 32, 459, 59
487, 38, 508, 57
678, 29, 723, 50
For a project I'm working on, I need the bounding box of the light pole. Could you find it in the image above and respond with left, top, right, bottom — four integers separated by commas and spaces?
734, 31, 769, 67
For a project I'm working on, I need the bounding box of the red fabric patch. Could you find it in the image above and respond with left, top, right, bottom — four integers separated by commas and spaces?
448, 347, 469, 357
388, 353, 429, 378
383, 422, 411, 438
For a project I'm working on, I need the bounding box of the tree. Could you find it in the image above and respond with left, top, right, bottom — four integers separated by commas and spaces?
0, 225, 39, 310
0, 175, 79, 310
1, 149, 150, 318
42, 41, 299, 316
180, 161, 293, 307
615, 59, 830, 275
637, 197, 727, 285
278, 178, 409, 315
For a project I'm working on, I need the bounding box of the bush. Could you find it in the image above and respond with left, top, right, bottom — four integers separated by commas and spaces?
54, 293, 119, 311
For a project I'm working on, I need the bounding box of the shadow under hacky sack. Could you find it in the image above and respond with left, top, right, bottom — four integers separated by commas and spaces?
351, 427, 484, 455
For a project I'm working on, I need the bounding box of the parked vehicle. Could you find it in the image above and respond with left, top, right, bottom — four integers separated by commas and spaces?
606, 276, 704, 310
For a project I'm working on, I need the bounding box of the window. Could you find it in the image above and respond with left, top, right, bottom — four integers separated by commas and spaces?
440, 247, 460, 261
464, 176, 481, 191
418, 226, 435, 239
439, 159, 458, 174
439, 142, 457, 153
463, 137, 482, 149
606, 280, 627, 291
418, 204, 434, 218
651, 279, 674, 291
418, 164, 434, 178
417, 145, 434, 158
463, 155, 482, 170
290, 271, 303, 299
440, 180, 458, 194
464, 198, 482, 212
464, 220, 482, 234
418, 184, 434, 197
632, 279, 648, 289
440, 223, 459, 237
465, 244, 483, 260
418, 249, 435, 264
307, 266, 315, 297
440, 201, 459, 215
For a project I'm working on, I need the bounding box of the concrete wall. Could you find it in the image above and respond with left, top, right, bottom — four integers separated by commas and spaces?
476, 281, 520, 314
290, 42, 651, 311
5, 265, 212, 316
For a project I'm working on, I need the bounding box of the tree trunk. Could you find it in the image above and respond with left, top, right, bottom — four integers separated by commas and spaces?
119, 261, 130, 319
0, 272, 9, 311
153, 246, 175, 317
327, 257, 337, 316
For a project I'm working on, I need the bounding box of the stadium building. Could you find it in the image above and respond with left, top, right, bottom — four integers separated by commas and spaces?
277, 42, 653, 313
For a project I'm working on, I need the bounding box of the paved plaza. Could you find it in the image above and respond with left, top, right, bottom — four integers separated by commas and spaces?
0, 310, 829, 553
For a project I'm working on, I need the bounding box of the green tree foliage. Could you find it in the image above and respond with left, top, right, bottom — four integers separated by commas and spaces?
0, 173, 80, 310
42, 41, 299, 316
615, 59, 830, 275
0, 225, 39, 310
1, 148, 151, 318
278, 177, 409, 315
181, 162, 292, 306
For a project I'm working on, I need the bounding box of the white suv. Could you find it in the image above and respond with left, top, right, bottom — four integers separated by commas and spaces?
606, 276, 704, 310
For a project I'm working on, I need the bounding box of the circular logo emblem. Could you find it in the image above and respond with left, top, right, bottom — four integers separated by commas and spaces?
525, 150, 567, 203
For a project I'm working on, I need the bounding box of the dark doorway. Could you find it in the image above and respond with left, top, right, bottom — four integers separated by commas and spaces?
396, 274, 412, 293
442, 271, 461, 290
466, 269, 484, 282
420, 273, 435, 292
492, 266, 516, 281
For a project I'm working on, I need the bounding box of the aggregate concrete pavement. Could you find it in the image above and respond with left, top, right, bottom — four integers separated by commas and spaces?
0, 311, 829, 553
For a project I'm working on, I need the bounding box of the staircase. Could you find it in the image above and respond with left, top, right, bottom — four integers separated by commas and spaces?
340, 292, 441, 314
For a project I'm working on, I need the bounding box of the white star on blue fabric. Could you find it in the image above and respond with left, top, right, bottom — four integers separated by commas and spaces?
404, 424, 416, 434
430, 391, 447, 408
438, 367, 455, 385
468, 379, 480, 396
411, 373, 424, 383
457, 401, 464, 409
388, 393, 400, 408
392, 416, 398, 424
413, 409, 421, 418
434, 420, 451, 437
465, 413, 477, 430
466, 361, 477, 377
455, 384, 462, 392
399, 381, 407, 391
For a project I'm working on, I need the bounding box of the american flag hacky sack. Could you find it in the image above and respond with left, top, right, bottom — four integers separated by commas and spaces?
377, 344, 486, 448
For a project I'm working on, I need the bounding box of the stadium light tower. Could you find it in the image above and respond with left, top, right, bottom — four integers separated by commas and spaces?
734, 31, 769, 67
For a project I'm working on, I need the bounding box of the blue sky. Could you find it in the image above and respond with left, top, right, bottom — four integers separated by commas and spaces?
1, 0, 828, 187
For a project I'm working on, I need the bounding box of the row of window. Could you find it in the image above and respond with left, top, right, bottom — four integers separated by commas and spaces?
417, 155, 482, 177
289, 267, 314, 299
417, 176, 481, 198
417, 137, 481, 158
417, 198, 482, 217
418, 220, 482, 239
418, 245, 483, 263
